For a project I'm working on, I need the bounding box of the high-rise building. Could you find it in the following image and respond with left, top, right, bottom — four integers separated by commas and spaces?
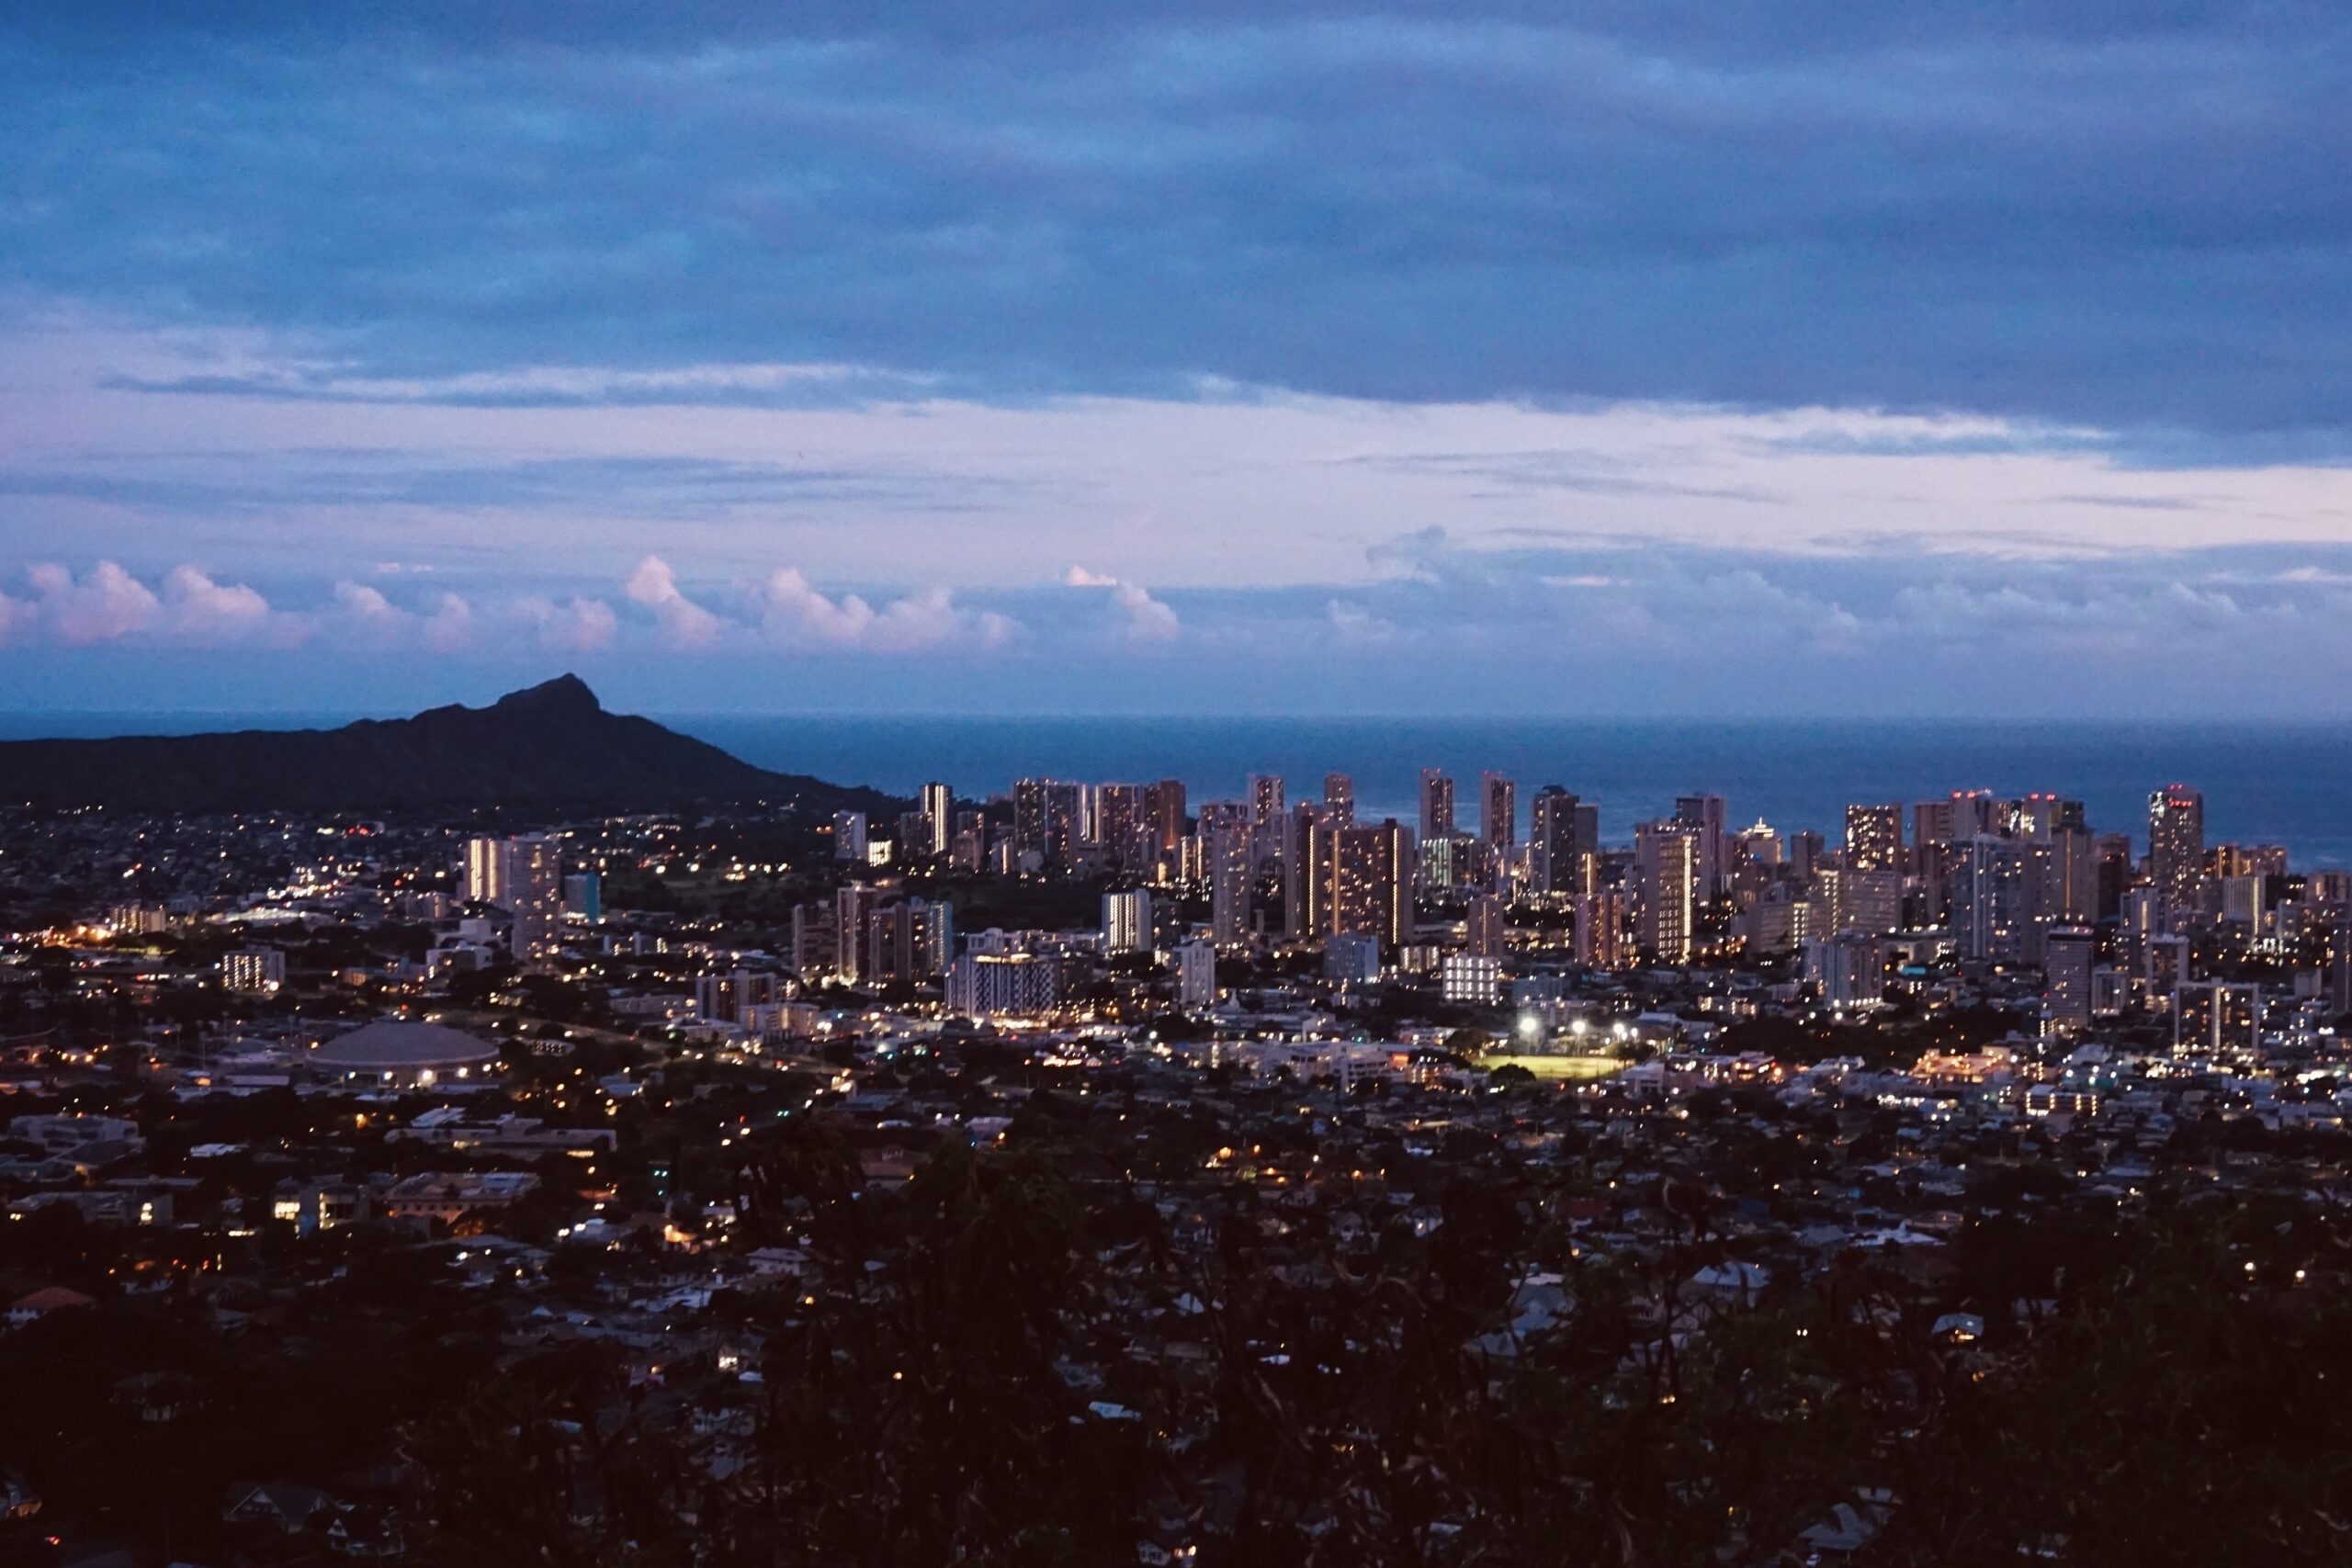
1480, 772, 1517, 850
1804, 931, 1883, 1009
1811, 864, 1901, 937
946, 952, 1061, 1018
1013, 779, 1049, 867
1949, 789, 1998, 840
1098, 784, 1146, 870
1530, 785, 1600, 895
1013, 779, 1084, 871
1735, 819, 1784, 867
2176, 980, 2257, 1056
1951, 834, 2028, 963
1284, 802, 1331, 939
832, 811, 869, 863
921, 783, 954, 857
834, 883, 876, 982
1634, 819, 1701, 964
1673, 794, 1728, 898
1044, 782, 1082, 870
2048, 823, 2098, 924
1250, 775, 1287, 870
2328, 923, 2352, 1020
1144, 779, 1187, 859
1323, 773, 1355, 827
1419, 769, 1456, 841
466, 833, 563, 961
1466, 894, 1508, 960
1102, 887, 1153, 955
1204, 804, 1253, 948
1250, 774, 1286, 830
1177, 939, 1217, 1008
916, 900, 954, 976
2143, 932, 2190, 997
1576, 886, 1630, 970
463, 836, 506, 904
2095, 833, 2134, 922
2043, 927, 2097, 1032
2149, 784, 2206, 922
1844, 804, 1904, 874
790, 900, 840, 977
1330, 818, 1413, 950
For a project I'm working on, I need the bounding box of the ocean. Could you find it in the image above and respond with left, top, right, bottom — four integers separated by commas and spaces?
676, 716, 2352, 869
5, 712, 2349, 868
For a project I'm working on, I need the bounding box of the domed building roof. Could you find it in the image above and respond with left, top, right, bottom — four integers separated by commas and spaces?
315, 1020, 499, 1071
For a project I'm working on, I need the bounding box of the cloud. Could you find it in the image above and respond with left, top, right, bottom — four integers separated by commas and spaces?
760, 569, 1014, 652
515, 595, 620, 654
25, 561, 162, 644
13, 5, 2352, 451
421, 593, 476, 653
158, 565, 274, 640
624, 555, 724, 649
2, 560, 292, 646
1067, 565, 1180, 642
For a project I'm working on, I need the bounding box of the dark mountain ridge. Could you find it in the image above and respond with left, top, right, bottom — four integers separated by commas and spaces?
0, 675, 897, 815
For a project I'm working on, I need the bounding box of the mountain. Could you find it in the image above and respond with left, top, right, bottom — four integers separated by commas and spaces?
0, 675, 899, 816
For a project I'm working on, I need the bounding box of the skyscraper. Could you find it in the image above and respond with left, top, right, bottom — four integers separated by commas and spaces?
466, 834, 563, 961
1013, 778, 1050, 866
2149, 784, 2206, 921
1466, 894, 1508, 960
2042, 926, 2096, 1032
1250, 774, 1287, 870
1204, 803, 1253, 948
1951, 834, 2029, 963
1015, 779, 1084, 870
1323, 773, 1355, 827
1419, 769, 1456, 841
1844, 804, 1904, 873
832, 810, 868, 863
1575, 886, 1630, 970
1098, 783, 1145, 870
1634, 819, 1701, 964
1480, 772, 1517, 850
1102, 887, 1153, 955
1284, 802, 1331, 939
1144, 779, 1187, 860
501, 833, 564, 963
1177, 939, 1217, 1008
920, 782, 954, 857
1531, 785, 1598, 894
1673, 793, 1728, 898
1044, 782, 1083, 870
1331, 818, 1412, 950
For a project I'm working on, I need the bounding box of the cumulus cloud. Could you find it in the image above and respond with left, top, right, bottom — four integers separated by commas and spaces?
516, 595, 619, 654
1067, 565, 1181, 643
1, 560, 292, 646
25, 561, 161, 644
624, 555, 723, 649
158, 564, 274, 640
761, 569, 1015, 652
421, 593, 476, 653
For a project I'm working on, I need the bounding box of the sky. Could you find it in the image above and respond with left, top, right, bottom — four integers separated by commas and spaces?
4, 2, 2352, 716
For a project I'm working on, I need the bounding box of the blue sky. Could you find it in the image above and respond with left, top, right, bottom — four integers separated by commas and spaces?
4, 2, 2352, 716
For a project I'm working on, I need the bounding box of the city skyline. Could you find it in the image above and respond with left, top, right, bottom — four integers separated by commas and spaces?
8, 6, 2352, 714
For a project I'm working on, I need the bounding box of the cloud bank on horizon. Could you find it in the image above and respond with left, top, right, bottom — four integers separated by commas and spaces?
4, 1, 2352, 715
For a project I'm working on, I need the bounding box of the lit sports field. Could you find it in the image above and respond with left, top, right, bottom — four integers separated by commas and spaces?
1482, 1054, 1625, 1080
